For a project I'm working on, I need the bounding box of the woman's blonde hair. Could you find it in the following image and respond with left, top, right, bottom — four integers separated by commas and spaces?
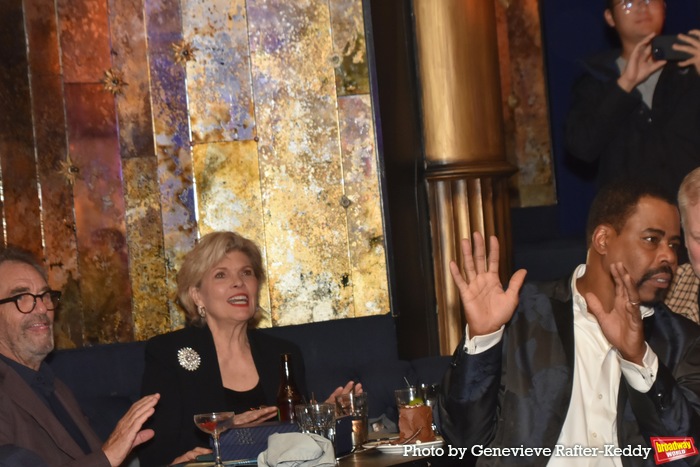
177, 231, 266, 326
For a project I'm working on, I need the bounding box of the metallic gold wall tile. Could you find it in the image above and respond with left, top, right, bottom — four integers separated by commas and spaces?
193, 140, 271, 328
338, 95, 389, 316
7, 0, 388, 346
193, 141, 264, 238
182, 0, 255, 143
495, 0, 555, 207
146, 0, 197, 329
65, 83, 133, 344
107, 0, 155, 159
56, 0, 111, 82
329, 0, 369, 96
0, 0, 43, 252
123, 157, 169, 340
248, 0, 354, 326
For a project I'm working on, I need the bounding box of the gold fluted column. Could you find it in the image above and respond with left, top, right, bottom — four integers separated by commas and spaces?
413, 0, 517, 355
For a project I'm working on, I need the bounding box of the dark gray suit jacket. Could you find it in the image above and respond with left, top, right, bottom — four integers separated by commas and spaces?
0, 359, 109, 467
439, 278, 700, 466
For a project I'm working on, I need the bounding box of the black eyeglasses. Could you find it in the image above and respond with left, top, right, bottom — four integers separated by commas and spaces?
0, 290, 61, 314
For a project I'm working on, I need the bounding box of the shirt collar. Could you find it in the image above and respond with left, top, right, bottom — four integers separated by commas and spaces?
0, 352, 55, 397
571, 264, 655, 320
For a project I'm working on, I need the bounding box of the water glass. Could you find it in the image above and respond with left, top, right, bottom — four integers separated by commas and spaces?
394, 387, 420, 407
294, 403, 336, 441
335, 392, 368, 448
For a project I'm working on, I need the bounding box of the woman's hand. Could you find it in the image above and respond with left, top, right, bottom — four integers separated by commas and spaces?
169, 447, 212, 465
324, 381, 363, 404
233, 406, 278, 425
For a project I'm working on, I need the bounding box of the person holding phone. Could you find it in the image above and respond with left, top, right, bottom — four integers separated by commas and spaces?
565, 0, 700, 198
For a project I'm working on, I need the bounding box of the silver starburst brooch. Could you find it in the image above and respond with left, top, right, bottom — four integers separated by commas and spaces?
177, 347, 201, 371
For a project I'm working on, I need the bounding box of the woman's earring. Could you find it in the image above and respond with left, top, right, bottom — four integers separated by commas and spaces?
197, 305, 206, 318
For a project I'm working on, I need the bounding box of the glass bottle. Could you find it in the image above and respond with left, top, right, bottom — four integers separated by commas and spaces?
276, 353, 302, 422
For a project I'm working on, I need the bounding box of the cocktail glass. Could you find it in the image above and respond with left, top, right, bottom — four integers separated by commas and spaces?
193, 411, 235, 466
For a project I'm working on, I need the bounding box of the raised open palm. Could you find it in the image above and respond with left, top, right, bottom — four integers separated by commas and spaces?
449, 232, 527, 337
585, 262, 646, 365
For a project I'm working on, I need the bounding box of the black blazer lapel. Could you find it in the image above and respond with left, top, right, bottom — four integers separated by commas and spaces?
182, 326, 228, 414
551, 297, 575, 372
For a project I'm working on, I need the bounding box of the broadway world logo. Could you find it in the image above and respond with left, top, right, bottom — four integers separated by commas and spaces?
650, 437, 698, 464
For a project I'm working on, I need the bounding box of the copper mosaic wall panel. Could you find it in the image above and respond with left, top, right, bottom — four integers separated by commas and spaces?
1, 0, 389, 347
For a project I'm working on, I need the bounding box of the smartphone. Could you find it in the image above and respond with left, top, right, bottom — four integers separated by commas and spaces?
651, 35, 692, 61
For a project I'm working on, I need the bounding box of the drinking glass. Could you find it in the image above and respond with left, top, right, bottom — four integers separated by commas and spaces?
394, 387, 420, 407
294, 403, 336, 440
335, 392, 368, 448
193, 411, 235, 466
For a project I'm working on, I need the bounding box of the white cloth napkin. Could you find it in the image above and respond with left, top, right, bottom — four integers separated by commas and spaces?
257, 432, 336, 467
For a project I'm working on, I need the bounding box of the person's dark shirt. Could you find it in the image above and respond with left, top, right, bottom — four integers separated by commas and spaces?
224, 382, 267, 414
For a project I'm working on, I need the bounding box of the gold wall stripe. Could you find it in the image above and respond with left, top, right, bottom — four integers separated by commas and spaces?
495, 0, 555, 206
146, 0, 198, 329
183, 0, 255, 143
248, 0, 354, 325
123, 157, 170, 341
338, 95, 388, 316
329, 0, 370, 96
193, 140, 272, 328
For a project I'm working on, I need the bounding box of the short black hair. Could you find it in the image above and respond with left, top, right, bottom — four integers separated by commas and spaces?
585, 179, 676, 244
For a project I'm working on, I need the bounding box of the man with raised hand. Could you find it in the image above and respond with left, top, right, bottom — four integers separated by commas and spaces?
439, 180, 700, 466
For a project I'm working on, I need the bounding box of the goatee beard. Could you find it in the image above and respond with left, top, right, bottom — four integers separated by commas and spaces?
636, 265, 674, 306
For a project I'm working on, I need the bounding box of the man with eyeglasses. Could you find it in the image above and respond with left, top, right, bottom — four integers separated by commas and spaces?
0, 246, 160, 466
566, 0, 700, 198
